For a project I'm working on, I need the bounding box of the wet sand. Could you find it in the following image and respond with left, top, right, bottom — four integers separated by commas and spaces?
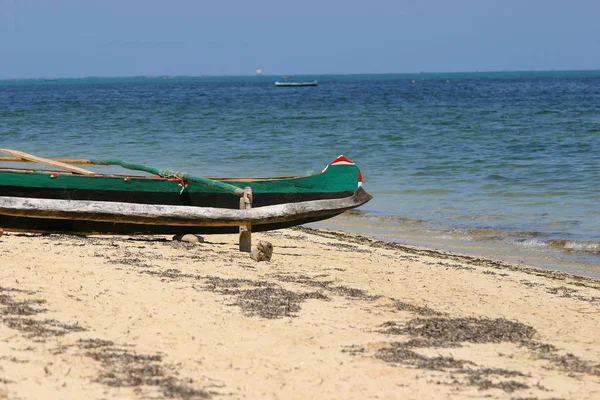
313, 215, 600, 279
1, 227, 600, 399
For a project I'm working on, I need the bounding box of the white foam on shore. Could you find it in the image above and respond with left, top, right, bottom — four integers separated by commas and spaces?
519, 238, 548, 248
563, 241, 600, 252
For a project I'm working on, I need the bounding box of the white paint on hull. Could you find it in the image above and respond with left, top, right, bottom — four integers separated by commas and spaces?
0, 188, 371, 227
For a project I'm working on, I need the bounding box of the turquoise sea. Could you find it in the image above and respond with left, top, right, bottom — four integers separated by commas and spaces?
1, 71, 599, 276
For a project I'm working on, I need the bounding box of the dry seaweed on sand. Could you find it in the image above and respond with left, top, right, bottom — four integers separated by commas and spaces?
137, 269, 331, 319
322, 241, 372, 253
375, 345, 475, 370
271, 274, 334, 290
545, 286, 578, 297
524, 344, 600, 376
270, 273, 378, 300
77, 339, 215, 399
0, 299, 47, 316
1, 286, 85, 341
203, 276, 274, 291
353, 313, 599, 395
548, 353, 600, 376
392, 300, 445, 316
204, 278, 329, 319
232, 287, 329, 318
140, 268, 199, 281
394, 338, 462, 349
0, 288, 47, 316
463, 374, 529, 393
367, 342, 531, 393
354, 317, 538, 393
379, 317, 536, 344
3, 317, 86, 339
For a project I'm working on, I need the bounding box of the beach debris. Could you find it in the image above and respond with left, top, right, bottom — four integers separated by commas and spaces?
3, 317, 86, 339
201, 276, 328, 318
172, 233, 204, 244
271, 273, 379, 300
77, 339, 217, 397
251, 240, 273, 262
349, 339, 532, 393
393, 300, 445, 316
379, 317, 536, 344
0, 227, 3, 237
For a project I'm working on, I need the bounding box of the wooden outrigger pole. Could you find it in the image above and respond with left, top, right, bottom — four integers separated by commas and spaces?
0, 156, 92, 165
0, 149, 96, 175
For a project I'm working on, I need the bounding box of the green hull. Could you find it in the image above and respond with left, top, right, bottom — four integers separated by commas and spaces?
0, 155, 371, 235
0, 160, 359, 196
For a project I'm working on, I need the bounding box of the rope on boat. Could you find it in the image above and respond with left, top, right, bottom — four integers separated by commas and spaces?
90, 159, 245, 196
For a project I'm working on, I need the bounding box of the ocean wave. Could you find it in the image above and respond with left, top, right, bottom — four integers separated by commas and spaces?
376, 215, 427, 225
335, 211, 427, 226
337, 209, 370, 218
397, 189, 454, 195
466, 228, 542, 241
488, 191, 570, 198
543, 220, 582, 228
517, 238, 549, 248
486, 174, 510, 181
548, 240, 600, 254
459, 230, 600, 256
285, 115, 328, 120
0, 111, 25, 118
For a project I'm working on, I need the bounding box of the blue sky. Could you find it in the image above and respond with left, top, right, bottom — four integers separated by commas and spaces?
1, 0, 599, 78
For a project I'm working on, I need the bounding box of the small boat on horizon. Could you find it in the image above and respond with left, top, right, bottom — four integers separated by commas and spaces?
274, 75, 318, 87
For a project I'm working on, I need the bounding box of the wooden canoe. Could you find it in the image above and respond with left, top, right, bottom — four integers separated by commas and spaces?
0, 151, 372, 236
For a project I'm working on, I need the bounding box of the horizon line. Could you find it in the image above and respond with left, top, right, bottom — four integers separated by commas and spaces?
2, 68, 600, 81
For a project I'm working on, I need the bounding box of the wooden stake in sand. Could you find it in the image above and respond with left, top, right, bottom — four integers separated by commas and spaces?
239, 186, 253, 252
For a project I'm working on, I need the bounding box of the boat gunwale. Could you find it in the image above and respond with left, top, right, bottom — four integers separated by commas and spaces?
0, 167, 307, 182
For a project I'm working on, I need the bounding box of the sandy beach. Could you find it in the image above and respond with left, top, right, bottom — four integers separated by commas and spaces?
1, 227, 600, 399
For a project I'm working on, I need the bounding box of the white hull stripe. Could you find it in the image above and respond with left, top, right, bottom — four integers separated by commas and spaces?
0, 189, 371, 227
